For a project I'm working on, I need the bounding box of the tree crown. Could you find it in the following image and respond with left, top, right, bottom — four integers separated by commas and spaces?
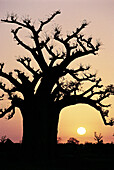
0, 11, 114, 125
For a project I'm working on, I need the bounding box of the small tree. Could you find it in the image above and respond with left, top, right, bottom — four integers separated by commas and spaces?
67, 137, 79, 144
0, 135, 7, 144
94, 132, 103, 144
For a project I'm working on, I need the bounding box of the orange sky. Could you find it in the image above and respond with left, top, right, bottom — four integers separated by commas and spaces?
0, 0, 114, 143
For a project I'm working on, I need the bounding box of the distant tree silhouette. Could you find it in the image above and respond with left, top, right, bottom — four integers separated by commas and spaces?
94, 132, 103, 144
57, 137, 62, 144
67, 137, 79, 144
0, 11, 114, 158
0, 135, 7, 144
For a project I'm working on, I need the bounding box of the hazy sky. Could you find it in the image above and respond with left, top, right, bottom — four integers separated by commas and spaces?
0, 0, 114, 143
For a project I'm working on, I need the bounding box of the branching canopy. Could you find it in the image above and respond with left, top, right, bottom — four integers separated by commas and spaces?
0, 11, 114, 125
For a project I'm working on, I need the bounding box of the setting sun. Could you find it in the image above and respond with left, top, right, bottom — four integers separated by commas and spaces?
77, 127, 86, 135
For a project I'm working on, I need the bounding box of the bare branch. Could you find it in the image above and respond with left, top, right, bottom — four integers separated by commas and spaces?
1, 14, 48, 72
0, 105, 14, 118
58, 94, 113, 126
1, 12, 113, 128
39, 36, 50, 49
53, 72, 113, 126
54, 26, 68, 48
95, 85, 114, 103
58, 42, 100, 71
0, 94, 22, 119
44, 44, 66, 67
94, 132, 103, 143
1, 13, 35, 31
66, 64, 90, 76
44, 44, 56, 61
37, 10, 61, 34
7, 107, 15, 120
14, 69, 31, 86
98, 102, 111, 108
67, 68, 97, 83
0, 81, 17, 98
0, 63, 22, 90
108, 118, 114, 126
80, 78, 105, 99
17, 57, 38, 76
16, 57, 42, 88
53, 21, 100, 70
68, 20, 89, 41
11, 27, 33, 52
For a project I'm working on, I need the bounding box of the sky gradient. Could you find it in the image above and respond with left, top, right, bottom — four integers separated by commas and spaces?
0, 0, 114, 143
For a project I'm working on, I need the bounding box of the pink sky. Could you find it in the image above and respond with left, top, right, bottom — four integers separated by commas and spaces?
0, 0, 114, 143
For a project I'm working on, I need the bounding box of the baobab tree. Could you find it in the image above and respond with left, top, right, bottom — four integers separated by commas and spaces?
0, 11, 114, 158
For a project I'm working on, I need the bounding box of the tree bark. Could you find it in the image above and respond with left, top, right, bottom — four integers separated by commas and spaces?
21, 96, 60, 160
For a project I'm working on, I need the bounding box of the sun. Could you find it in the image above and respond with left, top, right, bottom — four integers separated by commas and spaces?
77, 127, 86, 135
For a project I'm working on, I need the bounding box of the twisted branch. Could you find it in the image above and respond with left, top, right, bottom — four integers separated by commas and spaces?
0, 105, 14, 118
37, 10, 61, 34
0, 63, 21, 90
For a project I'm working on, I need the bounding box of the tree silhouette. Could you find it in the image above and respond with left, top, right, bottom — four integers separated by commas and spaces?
0, 135, 7, 144
0, 11, 114, 158
94, 132, 103, 144
67, 137, 79, 144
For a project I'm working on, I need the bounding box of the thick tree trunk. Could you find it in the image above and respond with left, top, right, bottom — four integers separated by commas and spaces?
21, 100, 60, 160
20, 75, 60, 159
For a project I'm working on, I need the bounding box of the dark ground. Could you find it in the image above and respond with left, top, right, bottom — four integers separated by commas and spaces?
0, 142, 113, 170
